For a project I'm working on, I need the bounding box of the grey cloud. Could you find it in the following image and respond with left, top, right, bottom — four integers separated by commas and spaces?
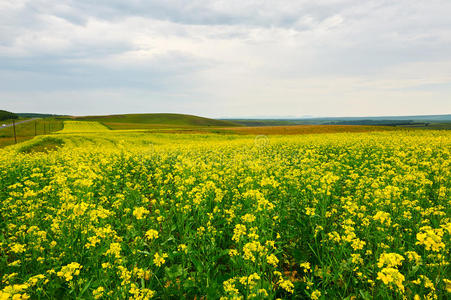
0, 50, 211, 91
0, 0, 450, 116
16, 0, 353, 28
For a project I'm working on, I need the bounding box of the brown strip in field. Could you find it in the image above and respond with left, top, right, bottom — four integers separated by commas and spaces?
103, 122, 398, 135
221, 125, 397, 135
103, 122, 213, 130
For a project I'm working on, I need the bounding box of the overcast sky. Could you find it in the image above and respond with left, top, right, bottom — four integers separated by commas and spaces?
1, 0, 450, 118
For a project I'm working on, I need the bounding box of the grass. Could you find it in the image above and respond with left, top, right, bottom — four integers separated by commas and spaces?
0, 119, 64, 148
18, 136, 65, 153
101, 122, 236, 130
399, 123, 451, 130
68, 113, 240, 129
0, 117, 30, 126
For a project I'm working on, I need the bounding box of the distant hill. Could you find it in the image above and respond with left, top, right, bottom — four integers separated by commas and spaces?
70, 113, 240, 129
0, 110, 18, 121
17, 113, 65, 118
225, 114, 451, 128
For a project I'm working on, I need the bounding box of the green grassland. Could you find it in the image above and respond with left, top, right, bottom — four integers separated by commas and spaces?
67, 113, 240, 130
0, 110, 18, 121
399, 123, 451, 130
1, 118, 30, 126
0, 119, 64, 148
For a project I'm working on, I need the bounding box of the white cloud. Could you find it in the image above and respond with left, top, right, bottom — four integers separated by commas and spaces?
0, 0, 450, 116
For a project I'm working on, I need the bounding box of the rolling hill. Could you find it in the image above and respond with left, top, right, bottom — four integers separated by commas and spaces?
68, 113, 240, 130
17, 113, 65, 118
0, 110, 18, 121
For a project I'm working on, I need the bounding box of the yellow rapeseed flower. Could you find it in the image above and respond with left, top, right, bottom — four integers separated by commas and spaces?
153, 253, 168, 267
145, 229, 159, 240
133, 207, 149, 220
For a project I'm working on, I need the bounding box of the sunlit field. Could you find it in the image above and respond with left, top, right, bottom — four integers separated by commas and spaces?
0, 121, 450, 299
58, 121, 110, 133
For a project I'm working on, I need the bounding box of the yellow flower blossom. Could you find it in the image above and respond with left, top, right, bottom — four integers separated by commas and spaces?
373, 211, 391, 226
416, 226, 445, 252
241, 214, 256, 223
311, 290, 321, 300
223, 278, 239, 295
266, 254, 279, 267
443, 279, 451, 293
232, 224, 246, 242
145, 229, 159, 240
133, 207, 149, 220
377, 253, 404, 268
105, 242, 121, 258
377, 267, 405, 292
92, 287, 104, 299
10, 243, 26, 254
278, 278, 294, 293
300, 262, 311, 272
57, 262, 82, 282
153, 252, 168, 267
178, 244, 188, 253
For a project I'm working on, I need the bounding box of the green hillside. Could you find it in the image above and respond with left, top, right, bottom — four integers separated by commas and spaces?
71, 113, 240, 130
0, 110, 18, 121
17, 113, 65, 118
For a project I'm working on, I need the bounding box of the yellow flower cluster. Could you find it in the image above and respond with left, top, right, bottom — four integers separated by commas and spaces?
145, 229, 159, 240
377, 253, 404, 268
232, 224, 246, 242
373, 211, 391, 226
57, 262, 82, 282
9, 243, 26, 254
416, 226, 445, 252
105, 242, 122, 259
377, 268, 405, 292
376, 253, 406, 292
92, 287, 105, 299
241, 213, 256, 223
153, 253, 168, 267
0, 284, 30, 300
129, 283, 155, 300
133, 207, 149, 220
266, 254, 279, 267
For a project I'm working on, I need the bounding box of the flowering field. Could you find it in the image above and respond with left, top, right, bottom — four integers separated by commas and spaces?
0, 122, 450, 299
58, 121, 110, 133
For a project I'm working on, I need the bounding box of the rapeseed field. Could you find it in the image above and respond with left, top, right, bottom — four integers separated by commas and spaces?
0, 122, 449, 299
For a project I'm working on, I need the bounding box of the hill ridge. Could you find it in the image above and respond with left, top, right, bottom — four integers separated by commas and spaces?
69, 113, 240, 129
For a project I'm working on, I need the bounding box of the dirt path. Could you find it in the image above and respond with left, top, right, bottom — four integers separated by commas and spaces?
0, 118, 39, 129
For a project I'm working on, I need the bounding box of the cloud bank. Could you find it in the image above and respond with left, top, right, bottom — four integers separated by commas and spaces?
1, 0, 450, 117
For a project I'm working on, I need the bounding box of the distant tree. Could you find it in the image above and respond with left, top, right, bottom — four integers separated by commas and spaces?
0, 110, 18, 121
